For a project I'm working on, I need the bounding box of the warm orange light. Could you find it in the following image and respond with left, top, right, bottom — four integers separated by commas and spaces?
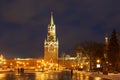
37, 60, 41, 62
10, 63, 13, 65
80, 65, 83, 68
3, 62, 6, 64
26, 62, 29, 65
86, 62, 88, 65
97, 59, 100, 63
0, 74, 5, 79
55, 64, 58, 67
106, 61, 108, 64
72, 65, 74, 67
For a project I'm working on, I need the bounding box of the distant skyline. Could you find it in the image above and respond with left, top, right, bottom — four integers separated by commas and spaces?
0, 0, 120, 58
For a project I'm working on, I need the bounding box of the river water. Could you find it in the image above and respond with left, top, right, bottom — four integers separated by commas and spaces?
0, 71, 110, 80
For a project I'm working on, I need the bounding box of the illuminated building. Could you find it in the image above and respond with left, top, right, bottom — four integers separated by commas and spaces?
0, 54, 6, 67
0, 12, 91, 71
104, 34, 109, 59
58, 52, 90, 71
0, 12, 59, 71
44, 12, 59, 64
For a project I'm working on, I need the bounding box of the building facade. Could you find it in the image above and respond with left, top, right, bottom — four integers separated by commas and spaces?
0, 12, 92, 71
44, 12, 59, 64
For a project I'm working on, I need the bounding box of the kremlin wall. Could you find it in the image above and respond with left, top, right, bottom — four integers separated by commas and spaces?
0, 13, 91, 72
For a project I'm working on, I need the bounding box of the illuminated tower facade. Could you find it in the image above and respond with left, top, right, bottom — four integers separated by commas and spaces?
103, 34, 109, 75
44, 12, 58, 64
104, 34, 109, 59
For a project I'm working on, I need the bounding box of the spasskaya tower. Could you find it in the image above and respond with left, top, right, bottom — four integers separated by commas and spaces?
44, 12, 59, 64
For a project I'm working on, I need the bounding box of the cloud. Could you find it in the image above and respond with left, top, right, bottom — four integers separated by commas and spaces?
0, 0, 65, 24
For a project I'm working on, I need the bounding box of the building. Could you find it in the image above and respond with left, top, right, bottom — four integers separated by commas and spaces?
58, 46, 90, 71
0, 12, 91, 71
0, 12, 59, 71
44, 12, 59, 64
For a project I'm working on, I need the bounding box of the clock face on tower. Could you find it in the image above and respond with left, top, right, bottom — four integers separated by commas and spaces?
49, 36, 53, 40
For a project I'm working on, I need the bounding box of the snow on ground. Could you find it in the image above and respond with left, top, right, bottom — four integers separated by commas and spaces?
81, 71, 120, 80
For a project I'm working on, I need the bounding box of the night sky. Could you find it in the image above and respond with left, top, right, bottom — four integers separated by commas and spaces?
0, 0, 120, 58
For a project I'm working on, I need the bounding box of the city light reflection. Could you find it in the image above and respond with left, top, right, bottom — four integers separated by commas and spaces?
85, 75, 89, 80
35, 72, 48, 80
0, 71, 108, 80
0, 74, 5, 79
94, 77, 102, 80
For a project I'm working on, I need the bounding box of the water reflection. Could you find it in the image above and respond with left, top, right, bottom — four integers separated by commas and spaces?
94, 77, 103, 80
0, 71, 110, 80
0, 74, 5, 79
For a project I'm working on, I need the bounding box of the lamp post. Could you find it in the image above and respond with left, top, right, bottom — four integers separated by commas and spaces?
96, 59, 100, 74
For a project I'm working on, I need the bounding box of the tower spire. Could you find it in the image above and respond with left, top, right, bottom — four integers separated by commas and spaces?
50, 11, 54, 25
44, 12, 58, 64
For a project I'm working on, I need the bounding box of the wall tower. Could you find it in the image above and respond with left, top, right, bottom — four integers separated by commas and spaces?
104, 34, 109, 59
44, 12, 59, 64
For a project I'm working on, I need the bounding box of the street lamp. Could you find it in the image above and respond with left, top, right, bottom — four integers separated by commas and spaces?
97, 59, 100, 63
96, 59, 101, 74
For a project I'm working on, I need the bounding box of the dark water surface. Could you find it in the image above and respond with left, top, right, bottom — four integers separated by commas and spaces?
0, 71, 110, 80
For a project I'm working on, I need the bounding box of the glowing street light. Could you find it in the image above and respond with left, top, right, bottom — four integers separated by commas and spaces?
97, 59, 100, 63
96, 59, 101, 73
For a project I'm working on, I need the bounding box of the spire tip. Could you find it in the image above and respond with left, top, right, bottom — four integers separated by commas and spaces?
50, 11, 54, 25
51, 11, 53, 15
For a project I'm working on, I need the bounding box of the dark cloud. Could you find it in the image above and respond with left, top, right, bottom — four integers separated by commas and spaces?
0, 0, 120, 58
